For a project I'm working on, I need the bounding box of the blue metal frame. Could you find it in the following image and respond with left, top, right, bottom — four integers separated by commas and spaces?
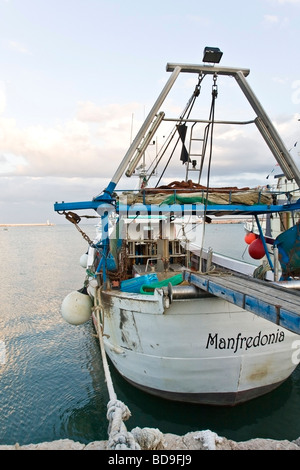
254, 214, 274, 271
54, 199, 300, 216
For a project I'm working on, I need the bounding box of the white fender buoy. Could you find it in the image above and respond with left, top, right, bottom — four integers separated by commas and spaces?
79, 253, 88, 268
61, 287, 93, 325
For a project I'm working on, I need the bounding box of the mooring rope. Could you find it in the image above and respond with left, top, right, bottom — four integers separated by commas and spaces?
93, 287, 140, 450
93, 287, 164, 450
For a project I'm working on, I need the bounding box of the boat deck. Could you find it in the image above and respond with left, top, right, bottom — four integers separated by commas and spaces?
184, 270, 300, 334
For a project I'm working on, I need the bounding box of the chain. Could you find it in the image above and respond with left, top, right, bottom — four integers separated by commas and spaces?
60, 210, 96, 246
212, 73, 218, 98
74, 224, 95, 246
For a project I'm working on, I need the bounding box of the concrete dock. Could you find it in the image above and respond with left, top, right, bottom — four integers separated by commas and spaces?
1, 430, 299, 450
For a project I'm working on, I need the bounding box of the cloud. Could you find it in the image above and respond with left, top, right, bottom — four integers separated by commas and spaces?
0, 94, 299, 223
0, 153, 28, 174
185, 15, 211, 27
266, 0, 300, 4
272, 76, 290, 85
76, 101, 141, 123
0, 102, 297, 185
0, 81, 6, 113
276, 0, 300, 4
6, 40, 32, 55
272, 113, 300, 146
0, 102, 144, 179
263, 14, 289, 28
0, 175, 108, 224
264, 14, 280, 24
0, 116, 97, 176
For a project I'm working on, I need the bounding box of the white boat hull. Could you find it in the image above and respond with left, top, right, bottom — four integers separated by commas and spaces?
93, 288, 299, 406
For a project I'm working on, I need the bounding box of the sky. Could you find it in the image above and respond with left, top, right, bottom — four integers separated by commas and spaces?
1, 0, 300, 224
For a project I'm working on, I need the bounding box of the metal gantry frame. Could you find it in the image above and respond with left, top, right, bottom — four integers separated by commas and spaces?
54, 62, 300, 213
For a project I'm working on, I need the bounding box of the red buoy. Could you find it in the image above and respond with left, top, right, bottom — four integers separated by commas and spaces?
248, 238, 265, 259
244, 232, 257, 245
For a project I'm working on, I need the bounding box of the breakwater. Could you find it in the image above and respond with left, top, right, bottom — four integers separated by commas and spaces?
1, 429, 299, 450
0, 223, 55, 227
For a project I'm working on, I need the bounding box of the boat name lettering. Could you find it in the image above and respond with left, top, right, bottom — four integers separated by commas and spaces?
206, 330, 285, 353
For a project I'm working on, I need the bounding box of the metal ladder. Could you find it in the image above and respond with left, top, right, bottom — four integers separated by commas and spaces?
185, 122, 210, 183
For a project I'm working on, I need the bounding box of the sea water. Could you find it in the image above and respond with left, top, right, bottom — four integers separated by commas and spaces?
0, 223, 299, 446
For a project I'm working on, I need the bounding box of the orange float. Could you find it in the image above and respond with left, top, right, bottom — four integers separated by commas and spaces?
244, 232, 257, 245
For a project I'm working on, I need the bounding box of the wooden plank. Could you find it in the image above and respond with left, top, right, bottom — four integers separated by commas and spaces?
185, 271, 300, 334
279, 307, 300, 333
204, 279, 245, 307
243, 294, 279, 324
218, 273, 300, 306
202, 274, 300, 313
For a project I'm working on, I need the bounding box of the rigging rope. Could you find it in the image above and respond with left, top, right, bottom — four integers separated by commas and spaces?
154, 74, 204, 187
198, 74, 218, 271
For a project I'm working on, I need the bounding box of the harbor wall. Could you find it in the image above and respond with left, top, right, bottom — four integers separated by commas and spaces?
1, 430, 299, 450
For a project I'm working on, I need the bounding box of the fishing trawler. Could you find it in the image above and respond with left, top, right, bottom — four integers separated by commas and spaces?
55, 48, 300, 406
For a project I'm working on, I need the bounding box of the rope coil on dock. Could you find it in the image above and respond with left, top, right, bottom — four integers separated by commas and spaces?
107, 399, 140, 450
